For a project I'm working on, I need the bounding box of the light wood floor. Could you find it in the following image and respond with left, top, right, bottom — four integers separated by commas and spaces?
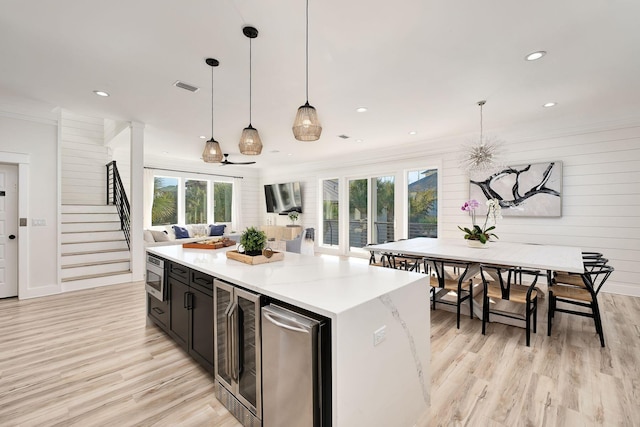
1, 281, 639, 426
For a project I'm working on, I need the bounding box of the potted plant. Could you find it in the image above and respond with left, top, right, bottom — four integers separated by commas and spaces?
239, 226, 268, 256
458, 198, 502, 246
287, 211, 299, 227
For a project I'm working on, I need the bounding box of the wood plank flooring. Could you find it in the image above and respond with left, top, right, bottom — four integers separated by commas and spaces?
1, 281, 639, 426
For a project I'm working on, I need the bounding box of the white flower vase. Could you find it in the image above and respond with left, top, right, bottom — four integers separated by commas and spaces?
467, 239, 488, 249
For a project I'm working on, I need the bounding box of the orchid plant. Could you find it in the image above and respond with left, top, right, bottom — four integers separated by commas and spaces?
458, 198, 502, 243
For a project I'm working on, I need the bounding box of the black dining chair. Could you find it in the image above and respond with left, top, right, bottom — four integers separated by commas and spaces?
548, 262, 614, 347
479, 265, 540, 347
425, 258, 474, 329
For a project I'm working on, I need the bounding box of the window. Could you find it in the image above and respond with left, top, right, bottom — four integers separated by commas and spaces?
407, 169, 437, 238
214, 182, 232, 222
152, 177, 178, 226
348, 176, 395, 249
185, 180, 208, 224
372, 176, 394, 243
322, 179, 339, 246
148, 173, 234, 227
348, 178, 368, 250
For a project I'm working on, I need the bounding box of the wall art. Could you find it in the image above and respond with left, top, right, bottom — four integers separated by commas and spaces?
469, 161, 562, 217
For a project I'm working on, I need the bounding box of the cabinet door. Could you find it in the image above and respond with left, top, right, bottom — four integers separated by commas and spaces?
169, 277, 189, 350
235, 288, 263, 416
214, 279, 234, 389
189, 285, 214, 373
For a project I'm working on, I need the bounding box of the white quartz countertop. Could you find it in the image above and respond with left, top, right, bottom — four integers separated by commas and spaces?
367, 238, 584, 274
147, 245, 426, 318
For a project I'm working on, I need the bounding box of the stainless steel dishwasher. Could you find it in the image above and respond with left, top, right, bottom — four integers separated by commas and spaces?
261, 304, 328, 427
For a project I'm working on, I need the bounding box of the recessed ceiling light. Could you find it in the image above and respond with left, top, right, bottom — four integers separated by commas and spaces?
356, 107, 368, 113
525, 51, 546, 61
287, 153, 293, 156
162, 151, 169, 155
543, 102, 557, 108
408, 131, 417, 135
199, 135, 206, 139
270, 149, 280, 153
93, 90, 110, 97
355, 139, 363, 143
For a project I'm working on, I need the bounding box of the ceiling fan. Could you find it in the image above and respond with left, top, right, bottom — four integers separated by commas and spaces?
221, 153, 256, 166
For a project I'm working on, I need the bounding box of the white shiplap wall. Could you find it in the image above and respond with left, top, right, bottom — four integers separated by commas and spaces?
61, 111, 109, 205
258, 123, 640, 296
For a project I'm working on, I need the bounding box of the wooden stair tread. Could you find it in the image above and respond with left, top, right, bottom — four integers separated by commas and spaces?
62, 259, 130, 269
62, 248, 129, 256
62, 229, 122, 234
62, 239, 126, 244
61, 270, 131, 282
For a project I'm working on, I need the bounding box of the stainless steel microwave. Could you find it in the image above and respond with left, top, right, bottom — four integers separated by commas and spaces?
145, 254, 165, 301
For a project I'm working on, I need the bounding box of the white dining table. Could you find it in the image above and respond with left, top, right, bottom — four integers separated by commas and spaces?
366, 238, 584, 274
368, 238, 585, 323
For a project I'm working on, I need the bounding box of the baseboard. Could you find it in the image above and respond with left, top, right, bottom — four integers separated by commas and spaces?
602, 281, 640, 297
20, 284, 62, 300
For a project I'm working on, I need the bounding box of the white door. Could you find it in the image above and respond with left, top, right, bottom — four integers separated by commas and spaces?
0, 164, 18, 298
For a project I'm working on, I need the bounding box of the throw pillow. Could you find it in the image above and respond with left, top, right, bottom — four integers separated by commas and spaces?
143, 230, 154, 243
173, 225, 190, 239
190, 224, 208, 237
150, 230, 170, 242
209, 224, 226, 236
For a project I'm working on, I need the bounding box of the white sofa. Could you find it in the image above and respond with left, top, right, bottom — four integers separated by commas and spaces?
144, 224, 238, 247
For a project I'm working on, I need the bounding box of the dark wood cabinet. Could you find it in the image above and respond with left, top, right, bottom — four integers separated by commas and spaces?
147, 293, 170, 331
168, 276, 190, 350
160, 262, 214, 373
189, 284, 214, 371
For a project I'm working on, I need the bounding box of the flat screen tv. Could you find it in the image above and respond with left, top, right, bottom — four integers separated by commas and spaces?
264, 182, 303, 214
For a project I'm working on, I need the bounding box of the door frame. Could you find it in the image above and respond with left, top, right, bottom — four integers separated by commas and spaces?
0, 152, 29, 299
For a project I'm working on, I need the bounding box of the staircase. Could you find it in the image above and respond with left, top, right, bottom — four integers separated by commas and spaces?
61, 205, 132, 291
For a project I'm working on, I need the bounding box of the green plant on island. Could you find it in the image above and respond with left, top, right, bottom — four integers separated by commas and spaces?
240, 226, 267, 256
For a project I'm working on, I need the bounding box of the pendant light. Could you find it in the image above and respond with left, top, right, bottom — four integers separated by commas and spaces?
292, 0, 322, 141
239, 26, 263, 155
459, 100, 503, 173
202, 58, 223, 163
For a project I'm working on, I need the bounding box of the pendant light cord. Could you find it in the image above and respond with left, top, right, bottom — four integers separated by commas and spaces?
480, 102, 483, 142
249, 37, 253, 125
478, 100, 486, 144
211, 67, 219, 139
305, 0, 309, 103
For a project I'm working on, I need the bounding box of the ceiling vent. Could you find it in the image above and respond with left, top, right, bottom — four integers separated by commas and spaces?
338, 134, 350, 139
173, 80, 200, 93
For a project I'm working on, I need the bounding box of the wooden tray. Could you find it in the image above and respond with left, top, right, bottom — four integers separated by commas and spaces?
182, 238, 235, 249
182, 241, 224, 249
226, 250, 284, 265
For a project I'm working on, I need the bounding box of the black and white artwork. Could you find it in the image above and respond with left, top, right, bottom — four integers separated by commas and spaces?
470, 161, 562, 217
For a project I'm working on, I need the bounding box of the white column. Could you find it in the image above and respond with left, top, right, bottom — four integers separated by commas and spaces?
129, 121, 145, 281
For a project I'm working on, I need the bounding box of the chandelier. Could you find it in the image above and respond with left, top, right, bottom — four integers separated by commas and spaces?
459, 100, 503, 174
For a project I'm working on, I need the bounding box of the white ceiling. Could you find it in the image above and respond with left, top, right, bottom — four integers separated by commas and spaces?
2, 0, 639, 169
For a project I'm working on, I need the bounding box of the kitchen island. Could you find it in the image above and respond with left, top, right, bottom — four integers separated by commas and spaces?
147, 245, 430, 427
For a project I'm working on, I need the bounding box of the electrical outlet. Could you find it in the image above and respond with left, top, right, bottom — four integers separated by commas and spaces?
373, 325, 386, 346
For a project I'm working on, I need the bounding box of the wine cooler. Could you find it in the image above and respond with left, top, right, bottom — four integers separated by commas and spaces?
213, 279, 264, 427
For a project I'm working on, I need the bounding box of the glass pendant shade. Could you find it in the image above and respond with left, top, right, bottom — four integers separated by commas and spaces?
239, 124, 263, 155
292, 102, 322, 141
202, 138, 223, 163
